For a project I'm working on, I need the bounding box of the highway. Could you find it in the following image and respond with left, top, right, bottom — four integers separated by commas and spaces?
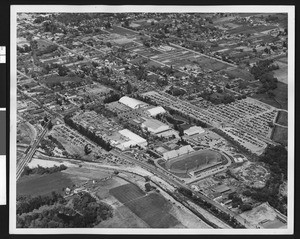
16, 124, 49, 181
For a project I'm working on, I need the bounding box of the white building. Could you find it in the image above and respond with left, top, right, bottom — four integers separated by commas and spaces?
119, 96, 149, 109
141, 118, 170, 134
184, 126, 205, 136
146, 106, 166, 117
115, 129, 147, 150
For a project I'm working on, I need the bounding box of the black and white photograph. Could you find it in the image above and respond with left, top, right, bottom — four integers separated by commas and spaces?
9, 5, 295, 235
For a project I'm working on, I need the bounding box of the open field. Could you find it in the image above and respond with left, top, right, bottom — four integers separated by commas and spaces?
273, 61, 287, 84
17, 172, 74, 197
251, 82, 288, 110
276, 110, 288, 127
224, 67, 255, 81
125, 192, 181, 228
271, 125, 287, 146
17, 122, 35, 145
96, 204, 150, 228
110, 183, 145, 204
110, 183, 181, 228
107, 26, 138, 36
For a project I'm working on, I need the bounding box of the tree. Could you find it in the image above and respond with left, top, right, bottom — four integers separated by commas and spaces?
58, 65, 69, 76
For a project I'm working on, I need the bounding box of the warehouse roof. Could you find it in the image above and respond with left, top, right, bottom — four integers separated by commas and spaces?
147, 106, 166, 116
142, 118, 170, 131
119, 96, 148, 109
184, 126, 205, 136
118, 129, 147, 144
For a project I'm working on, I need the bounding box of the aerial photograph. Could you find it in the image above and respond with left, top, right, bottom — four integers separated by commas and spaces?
14, 9, 290, 230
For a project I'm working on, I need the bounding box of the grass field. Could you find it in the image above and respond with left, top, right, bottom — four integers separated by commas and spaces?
17, 172, 74, 197
109, 183, 145, 204
276, 111, 288, 127
110, 183, 180, 228
271, 125, 287, 146
167, 150, 223, 172
224, 67, 255, 81
251, 82, 288, 110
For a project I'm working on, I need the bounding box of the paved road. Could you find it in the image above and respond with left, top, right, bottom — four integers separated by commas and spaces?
16, 125, 48, 181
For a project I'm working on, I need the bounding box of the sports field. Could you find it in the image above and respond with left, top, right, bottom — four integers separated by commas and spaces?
166, 150, 224, 173
110, 183, 181, 228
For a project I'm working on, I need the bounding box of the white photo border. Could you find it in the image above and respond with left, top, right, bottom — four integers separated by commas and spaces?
10, 5, 295, 235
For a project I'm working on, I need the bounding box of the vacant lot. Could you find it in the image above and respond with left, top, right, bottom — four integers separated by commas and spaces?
17, 172, 74, 197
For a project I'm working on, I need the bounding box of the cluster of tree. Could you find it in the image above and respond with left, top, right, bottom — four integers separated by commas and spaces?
240, 145, 288, 215
260, 145, 287, 179
48, 135, 65, 151
22, 164, 67, 177
42, 20, 65, 34
58, 65, 70, 76
64, 114, 112, 151
91, 104, 117, 118
33, 16, 50, 24
35, 44, 58, 57
177, 187, 245, 228
17, 192, 113, 228
17, 192, 65, 215
17, 44, 31, 53
135, 94, 158, 106
166, 86, 186, 96
145, 182, 156, 192
103, 93, 122, 104
250, 60, 279, 93
228, 193, 252, 211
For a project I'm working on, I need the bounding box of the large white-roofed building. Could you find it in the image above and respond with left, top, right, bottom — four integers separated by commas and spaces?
146, 106, 166, 117
184, 126, 205, 136
115, 129, 147, 150
119, 96, 149, 109
163, 150, 179, 160
141, 118, 170, 134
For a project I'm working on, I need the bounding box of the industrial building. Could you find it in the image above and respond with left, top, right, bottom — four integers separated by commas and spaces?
114, 129, 148, 150
146, 106, 166, 117
184, 126, 205, 136
141, 118, 170, 134
119, 96, 149, 109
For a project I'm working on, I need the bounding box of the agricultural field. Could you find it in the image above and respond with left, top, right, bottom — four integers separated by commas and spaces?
110, 183, 181, 228
276, 110, 288, 127
17, 172, 74, 197
271, 125, 287, 146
